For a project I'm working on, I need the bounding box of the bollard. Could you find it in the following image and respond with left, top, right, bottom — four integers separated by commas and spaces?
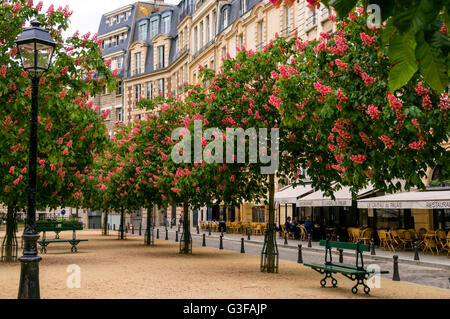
202, 233, 206, 247
175, 231, 179, 242
197, 225, 200, 235
297, 245, 303, 264
132, 225, 134, 235
393, 255, 400, 281
240, 238, 245, 254
113, 224, 115, 231
208, 225, 211, 236
156, 228, 159, 239
414, 241, 420, 261
371, 238, 376, 256
219, 235, 223, 250
139, 223, 142, 236
247, 228, 251, 241
308, 233, 312, 248
165, 228, 168, 240
284, 231, 288, 245
339, 248, 344, 263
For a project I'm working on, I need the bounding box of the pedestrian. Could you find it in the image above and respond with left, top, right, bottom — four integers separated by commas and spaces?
179, 213, 184, 225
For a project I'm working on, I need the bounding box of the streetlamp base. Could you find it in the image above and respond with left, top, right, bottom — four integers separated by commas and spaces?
18, 255, 42, 299
18, 232, 42, 299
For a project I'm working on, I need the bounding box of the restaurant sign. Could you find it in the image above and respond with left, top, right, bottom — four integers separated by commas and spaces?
297, 199, 353, 207
358, 201, 450, 209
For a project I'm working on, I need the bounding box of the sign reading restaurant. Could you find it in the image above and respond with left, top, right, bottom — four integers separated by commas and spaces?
358, 201, 450, 209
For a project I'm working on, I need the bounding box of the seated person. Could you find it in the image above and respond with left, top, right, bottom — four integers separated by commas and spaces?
285, 217, 301, 239
304, 217, 313, 234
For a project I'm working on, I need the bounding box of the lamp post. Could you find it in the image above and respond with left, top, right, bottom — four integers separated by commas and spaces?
15, 21, 56, 299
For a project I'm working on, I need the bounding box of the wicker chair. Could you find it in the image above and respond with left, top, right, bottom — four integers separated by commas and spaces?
359, 228, 373, 245
378, 230, 394, 251
422, 235, 439, 255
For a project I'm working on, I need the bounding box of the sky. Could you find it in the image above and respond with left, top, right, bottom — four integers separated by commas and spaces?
44, 0, 180, 37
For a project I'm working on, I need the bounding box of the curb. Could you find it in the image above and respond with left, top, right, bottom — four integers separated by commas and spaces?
188, 232, 450, 271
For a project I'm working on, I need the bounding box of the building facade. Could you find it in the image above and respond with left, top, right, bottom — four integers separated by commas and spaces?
93, 1, 450, 235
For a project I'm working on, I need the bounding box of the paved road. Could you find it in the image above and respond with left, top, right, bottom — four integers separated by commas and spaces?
147, 228, 450, 290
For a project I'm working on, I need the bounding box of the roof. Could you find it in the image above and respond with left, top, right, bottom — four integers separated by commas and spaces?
357, 190, 450, 210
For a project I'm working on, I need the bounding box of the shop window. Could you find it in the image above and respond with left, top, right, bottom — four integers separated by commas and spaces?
252, 206, 266, 222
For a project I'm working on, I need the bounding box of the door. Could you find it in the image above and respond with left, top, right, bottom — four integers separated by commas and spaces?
89, 216, 101, 229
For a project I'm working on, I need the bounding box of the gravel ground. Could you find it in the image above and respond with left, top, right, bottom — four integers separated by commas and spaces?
0, 230, 449, 299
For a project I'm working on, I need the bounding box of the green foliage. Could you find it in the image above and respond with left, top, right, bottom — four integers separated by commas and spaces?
322, 0, 449, 93
0, 1, 116, 212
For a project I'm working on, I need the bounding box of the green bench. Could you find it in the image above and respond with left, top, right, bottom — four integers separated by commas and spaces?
38, 239, 88, 253
304, 240, 389, 295
37, 223, 87, 254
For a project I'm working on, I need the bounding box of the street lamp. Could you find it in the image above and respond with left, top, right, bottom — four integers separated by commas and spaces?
15, 20, 56, 299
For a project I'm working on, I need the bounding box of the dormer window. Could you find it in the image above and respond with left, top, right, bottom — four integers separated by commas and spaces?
150, 18, 159, 38
162, 14, 171, 34
240, 0, 247, 14
222, 6, 229, 29
139, 21, 148, 41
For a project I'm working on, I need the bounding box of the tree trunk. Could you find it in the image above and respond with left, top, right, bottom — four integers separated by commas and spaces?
180, 202, 191, 254
2, 205, 17, 262
261, 174, 278, 273
102, 211, 108, 236
145, 206, 153, 246
120, 208, 124, 240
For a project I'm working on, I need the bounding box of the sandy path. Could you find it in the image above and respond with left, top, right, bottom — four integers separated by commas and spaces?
0, 230, 449, 299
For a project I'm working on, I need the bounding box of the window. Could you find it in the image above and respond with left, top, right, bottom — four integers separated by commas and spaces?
240, 0, 247, 14
162, 15, 170, 34
258, 21, 265, 46
238, 34, 243, 48
222, 7, 229, 29
205, 16, 210, 43
146, 81, 153, 99
194, 26, 198, 52
158, 78, 165, 97
150, 19, 159, 38
211, 57, 215, 70
135, 84, 142, 103
135, 53, 141, 74
117, 56, 123, 69
200, 21, 204, 48
125, 11, 131, 20
116, 81, 123, 95
117, 107, 123, 122
252, 206, 266, 223
158, 45, 165, 69
222, 46, 226, 60
285, 6, 293, 32
138, 21, 148, 41
212, 9, 216, 36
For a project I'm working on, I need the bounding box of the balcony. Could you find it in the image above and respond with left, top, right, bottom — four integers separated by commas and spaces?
321, 7, 333, 21
280, 27, 292, 38
171, 47, 189, 63
305, 14, 318, 31
191, 39, 214, 61
256, 42, 265, 52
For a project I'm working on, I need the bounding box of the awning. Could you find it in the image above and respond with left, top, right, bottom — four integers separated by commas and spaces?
274, 184, 314, 204
296, 185, 374, 207
357, 190, 450, 209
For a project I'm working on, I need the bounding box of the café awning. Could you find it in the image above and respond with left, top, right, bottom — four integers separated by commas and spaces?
274, 184, 314, 204
357, 190, 450, 209
296, 185, 374, 207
